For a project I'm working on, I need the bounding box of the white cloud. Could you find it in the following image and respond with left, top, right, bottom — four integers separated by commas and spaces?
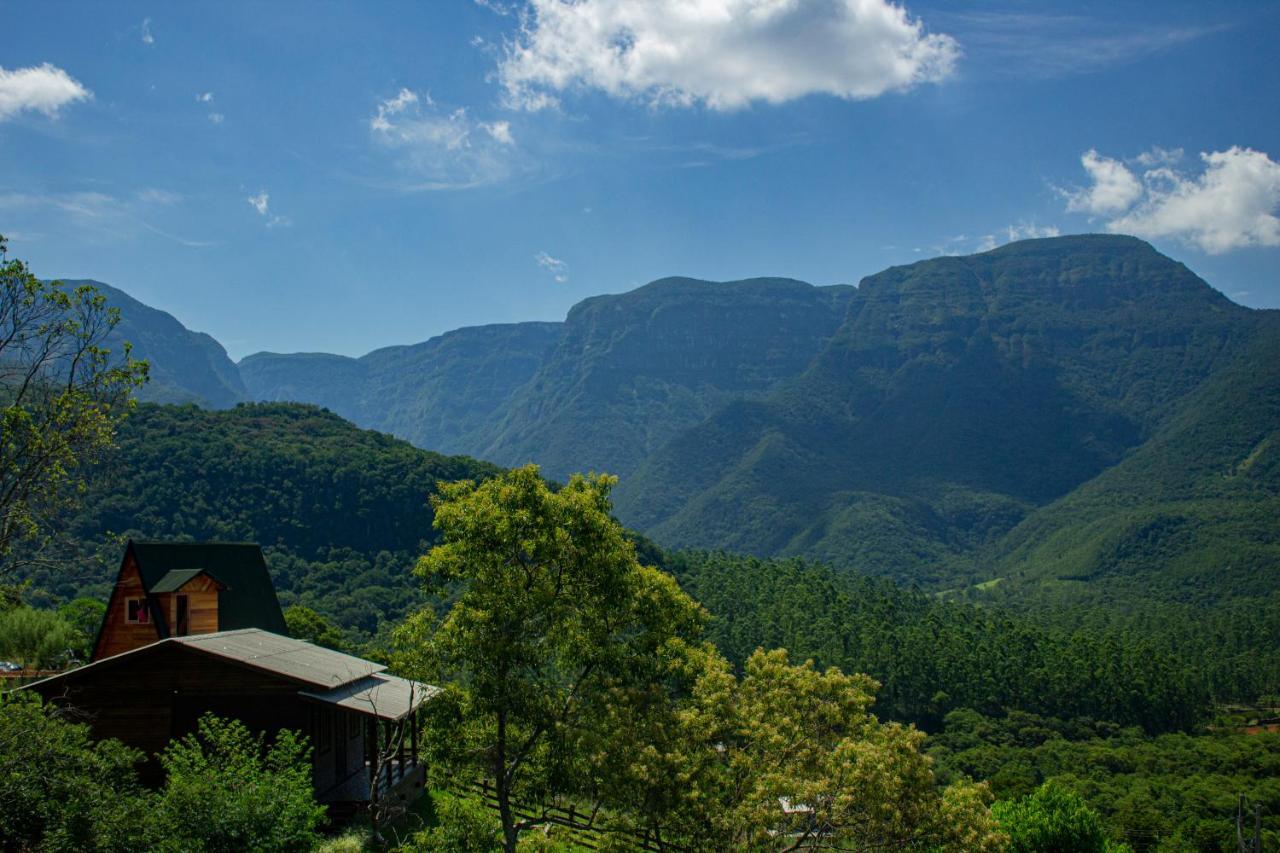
975, 223, 1061, 252
1063, 149, 1143, 215
368, 88, 521, 190
141, 17, 155, 45
208, 112, 224, 124
1107, 147, 1280, 254
246, 190, 291, 227
370, 88, 421, 132
197, 92, 214, 103
0, 63, 92, 121
498, 0, 960, 111
247, 191, 270, 216
1134, 145, 1182, 167
482, 120, 515, 145
535, 250, 568, 282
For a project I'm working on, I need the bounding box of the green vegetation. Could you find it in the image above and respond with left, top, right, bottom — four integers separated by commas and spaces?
991, 782, 1126, 852
400, 466, 1004, 852
17, 401, 500, 643
154, 713, 327, 851
671, 551, 1206, 732
931, 710, 1280, 850
241, 322, 563, 458
0, 697, 323, 852
0, 606, 81, 669
0, 235, 148, 581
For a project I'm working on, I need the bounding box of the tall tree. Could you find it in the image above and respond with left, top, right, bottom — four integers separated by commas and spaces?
0, 234, 147, 578
405, 465, 706, 852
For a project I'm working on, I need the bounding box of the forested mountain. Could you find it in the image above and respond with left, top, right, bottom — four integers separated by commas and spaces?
615, 236, 1264, 587
23, 403, 499, 632
68, 236, 1277, 604
986, 311, 1280, 607
86, 280, 247, 408
240, 322, 561, 456
477, 277, 855, 479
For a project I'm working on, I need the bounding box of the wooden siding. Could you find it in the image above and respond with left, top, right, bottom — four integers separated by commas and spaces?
154, 574, 221, 637
93, 556, 161, 661
32, 643, 337, 786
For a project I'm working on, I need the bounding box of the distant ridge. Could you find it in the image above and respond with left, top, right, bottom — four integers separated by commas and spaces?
68, 235, 1278, 599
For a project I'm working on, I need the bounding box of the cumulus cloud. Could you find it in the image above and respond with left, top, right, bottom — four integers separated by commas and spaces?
498, 0, 960, 111
197, 92, 214, 103
0, 63, 92, 121
1063, 149, 1143, 215
368, 88, 521, 190
535, 250, 568, 282
1107, 147, 1280, 254
1062, 146, 1280, 254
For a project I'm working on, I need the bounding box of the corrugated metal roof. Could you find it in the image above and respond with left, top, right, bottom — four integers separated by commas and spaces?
300, 673, 440, 721
176, 629, 384, 689
150, 568, 222, 593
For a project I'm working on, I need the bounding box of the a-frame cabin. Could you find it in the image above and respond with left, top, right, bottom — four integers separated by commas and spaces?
93, 540, 288, 661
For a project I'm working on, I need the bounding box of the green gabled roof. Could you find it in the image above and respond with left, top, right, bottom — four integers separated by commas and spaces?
149, 568, 225, 593
129, 541, 287, 636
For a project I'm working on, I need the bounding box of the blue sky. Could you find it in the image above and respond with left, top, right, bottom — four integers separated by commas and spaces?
2, 0, 1278, 358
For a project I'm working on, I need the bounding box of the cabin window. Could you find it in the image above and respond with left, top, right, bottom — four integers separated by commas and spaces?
125, 598, 150, 624
347, 712, 360, 740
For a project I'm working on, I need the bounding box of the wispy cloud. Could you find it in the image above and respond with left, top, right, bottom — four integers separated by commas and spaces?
1062, 145, 1280, 254
0, 63, 91, 121
367, 87, 524, 191
499, 0, 959, 111
935, 11, 1226, 78
141, 17, 155, 45
535, 250, 568, 282
0, 187, 214, 247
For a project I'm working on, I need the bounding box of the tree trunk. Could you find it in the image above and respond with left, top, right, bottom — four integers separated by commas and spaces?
496, 711, 518, 853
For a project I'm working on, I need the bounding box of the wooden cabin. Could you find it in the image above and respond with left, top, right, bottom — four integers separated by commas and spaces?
94, 540, 289, 661
28, 541, 437, 811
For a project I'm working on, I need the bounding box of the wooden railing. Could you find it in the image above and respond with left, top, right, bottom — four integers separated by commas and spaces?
446, 778, 669, 851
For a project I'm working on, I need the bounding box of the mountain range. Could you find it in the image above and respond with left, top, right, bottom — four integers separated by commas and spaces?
78, 234, 1279, 602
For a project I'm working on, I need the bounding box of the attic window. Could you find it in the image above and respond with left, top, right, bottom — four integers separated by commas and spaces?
125, 598, 150, 624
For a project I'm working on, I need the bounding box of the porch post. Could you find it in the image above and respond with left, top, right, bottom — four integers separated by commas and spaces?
411, 709, 419, 765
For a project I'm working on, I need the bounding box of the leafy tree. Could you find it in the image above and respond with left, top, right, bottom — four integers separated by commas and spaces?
406, 465, 707, 852
58, 596, 106, 658
704, 648, 1006, 851
411, 793, 503, 851
284, 604, 347, 651
0, 605, 80, 669
0, 234, 147, 579
150, 713, 325, 852
0, 693, 147, 851
993, 781, 1126, 852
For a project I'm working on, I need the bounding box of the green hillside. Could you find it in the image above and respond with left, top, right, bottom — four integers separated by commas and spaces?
84, 280, 248, 408
239, 322, 561, 456
985, 311, 1280, 608
23, 402, 499, 632
615, 236, 1262, 587
479, 276, 855, 480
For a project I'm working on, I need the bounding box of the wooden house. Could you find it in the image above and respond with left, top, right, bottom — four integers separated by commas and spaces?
93, 540, 289, 661
28, 541, 437, 811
